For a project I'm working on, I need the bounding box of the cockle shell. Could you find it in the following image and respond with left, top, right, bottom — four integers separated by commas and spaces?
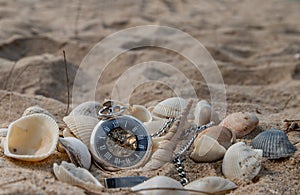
184, 176, 237, 195
131, 176, 188, 195
129, 105, 152, 123
4, 113, 59, 161
63, 114, 99, 147
197, 126, 236, 149
22, 105, 56, 121
190, 135, 226, 162
53, 161, 103, 191
58, 137, 91, 170
251, 129, 296, 159
220, 112, 259, 138
70, 101, 102, 118
194, 100, 220, 126
152, 97, 187, 118
222, 142, 262, 180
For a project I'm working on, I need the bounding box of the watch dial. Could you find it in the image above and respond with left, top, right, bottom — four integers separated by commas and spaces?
91, 115, 151, 169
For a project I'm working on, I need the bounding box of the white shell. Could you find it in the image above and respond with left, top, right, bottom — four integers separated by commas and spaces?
129, 105, 152, 123
194, 100, 220, 126
58, 137, 91, 170
63, 114, 99, 147
190, 135, 226, 162
53, 161, 103, 191
222, 142, 262, 180
152, 97, 187, 118
184, 176, 237, 195
4, 114, 58, 161
70, 101, 102, 118
144, 118, 169, 135
131, 176, 188, 195
22, 105, 56, 121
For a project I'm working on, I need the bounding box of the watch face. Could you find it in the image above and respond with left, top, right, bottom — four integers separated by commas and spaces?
90, 115, 152, 170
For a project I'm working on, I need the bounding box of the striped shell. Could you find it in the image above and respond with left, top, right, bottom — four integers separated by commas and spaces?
251, 129, 296, 159
53, 161, 103, 191
58, 137, 91, 169
152, 97, 187, 118
22, 105, 56, 121
70, 101, 102, 118
222, 142, 262, 180
4, 114, 59, 161
191, 135, 226, 162
194, 100, 220, 126
63, 114, 99, 147
220, 112, 259, 138
184, 176, 237, 195
197, 126, 236, 149
131, 176, 188, 195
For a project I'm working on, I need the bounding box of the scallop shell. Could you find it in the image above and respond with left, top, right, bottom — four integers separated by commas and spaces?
220, 112, 259, 138
131, 176, 188, 195
152, 97, 187, 118
184, 176, 237, 195
22, 105, 56, 121
63, 114, 99, 147
197, 126, 235, 149
58, 137, 91, 169
53, 161, 103, 191
4, 113, 58, 161
222, 142, 262, 180
194, 100, 220, 126
70, 101, 102, 118
251, 129, 296, 159
190, 135, 226, 162
129, 105, 152, 123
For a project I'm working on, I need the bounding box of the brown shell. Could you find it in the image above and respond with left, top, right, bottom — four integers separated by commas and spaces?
196, 126, 236, 149
220, 112, 259, 138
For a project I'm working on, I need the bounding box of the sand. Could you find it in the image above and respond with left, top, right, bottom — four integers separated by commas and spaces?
0, 0, 299, 194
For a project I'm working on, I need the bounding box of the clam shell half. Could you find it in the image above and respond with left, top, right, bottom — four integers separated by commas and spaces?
152, 97, 187, 119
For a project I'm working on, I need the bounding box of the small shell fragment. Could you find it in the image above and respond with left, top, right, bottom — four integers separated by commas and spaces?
152, 97, 187, 118
53, 161, 103, 191
131, 176, 188, 195
222, 142, 262, 180
184, 176, 237, 195
251, 129, 296, 159
129, 105, 152, 123
191, 135, 226, 162
194, 100, 220, 126
58, 137, 91, 170
220, 112, 259, 138
4, 113, 59, 161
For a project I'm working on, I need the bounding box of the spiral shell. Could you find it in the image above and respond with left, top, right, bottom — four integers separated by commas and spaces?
152, 97, 187, 118
131, 176, 188, 195
222, 142, 262, 180
197, 126, 235, 149
184, 176, 237, 195
4, 114, 59, 161
251, 129, 296, 159
63, 114, 99, 147
194, 100, 220, 126
70, 101, 102, 118
220, 112, 259, 138
53, 161, 103, 191
190, 135, 226, 162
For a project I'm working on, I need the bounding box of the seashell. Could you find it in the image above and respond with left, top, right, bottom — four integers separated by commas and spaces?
152, 97, 187, 118
53, 161, 103, 191
196, 126, 235, 149
251, 129, 296, 159
222, 142, 262, 180
194, 100, 220, 126
62, 128, 75, 138
131, 175, 188, 195
220, 112, 259, 138
22, 105, 56, 121
190, 135, 226, 162
58, 137, 91, 170
4, 114, 58, 161
63, 114, 99, 147
129, 105, 152, 123
144, 118, 169, 135
184, 176, 237, 195
70, 101, 102, 118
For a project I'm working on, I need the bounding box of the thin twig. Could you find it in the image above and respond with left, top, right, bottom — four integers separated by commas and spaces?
0, 178, 26, 187
3, 62, 16, 90
63, 50, 70, 116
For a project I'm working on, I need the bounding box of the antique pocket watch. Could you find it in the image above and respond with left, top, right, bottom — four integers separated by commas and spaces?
90, 101, 152, 171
